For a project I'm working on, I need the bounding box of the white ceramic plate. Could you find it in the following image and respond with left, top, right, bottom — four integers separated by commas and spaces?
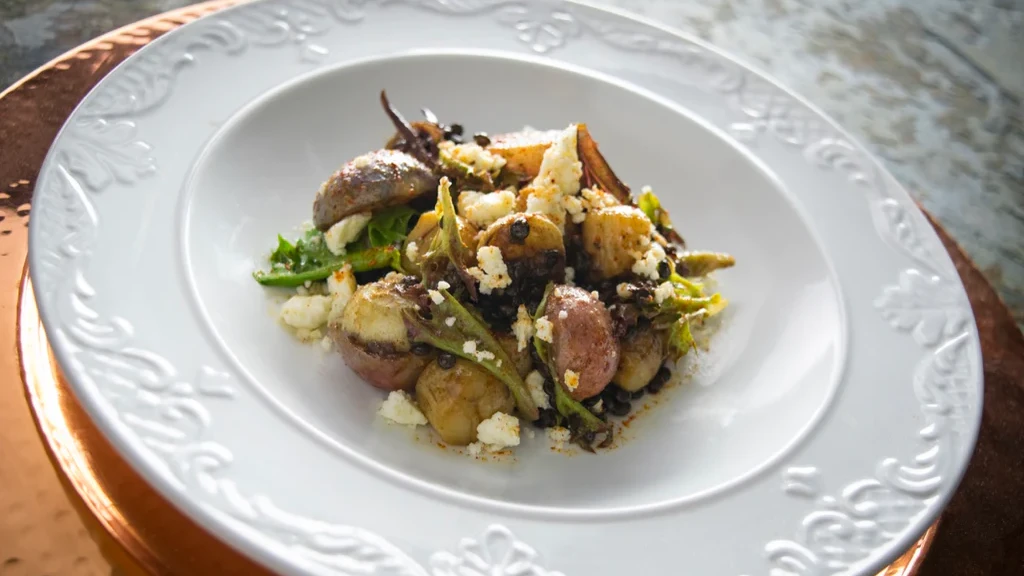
28, 1, 983, 575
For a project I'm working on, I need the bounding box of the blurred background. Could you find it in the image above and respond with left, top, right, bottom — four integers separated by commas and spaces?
1, 0, 1021, 574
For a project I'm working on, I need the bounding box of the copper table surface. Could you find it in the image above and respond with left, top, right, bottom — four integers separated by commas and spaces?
0, 2, 1022, 575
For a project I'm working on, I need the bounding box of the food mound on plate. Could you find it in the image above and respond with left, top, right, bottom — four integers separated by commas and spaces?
253, 91, 735, 455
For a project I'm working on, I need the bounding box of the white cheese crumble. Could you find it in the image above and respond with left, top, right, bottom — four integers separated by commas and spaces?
547, 426, 571, 445
458, 189, 517, 228
468, 246, 511, 294
616, 283, 633, 299
525, 370, 551, 409
463, 340, 496, 363
564, 369, 580, 391
532, 124, 581, 197
558, 310, 568, 320
440, 141, 507, 177
524, 189, 565, 228
324, 212, 371, 256
279, 295, 332, 329
535, 316, 554, 343
513, 305, 535, 351
592, 398, 604, 413
445, 316, 456, 327
327, 265, 357, 323
654, 281, 676, 304
437, 280, 451, 291
632, 242, 667, 280
467, 442, 483, 456
562, 194, 586, 224
476, 412, 520, 450
581, 187, 619, 210
591, 290, 600, 299
377, 391, 427, 426
320, 336, 333, 351
405, 241, 419, 262
564, 267, 575, 285
428, 289, 444, 305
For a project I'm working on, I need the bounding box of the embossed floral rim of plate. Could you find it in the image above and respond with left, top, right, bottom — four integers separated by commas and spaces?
26, 1, 982, 575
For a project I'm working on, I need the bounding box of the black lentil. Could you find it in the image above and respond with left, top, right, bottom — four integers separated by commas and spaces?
437, 352, 456, 370
608, 400, 631, 417
473, 132, 491, 146
509, 218, 530, 243
613, 386, 631, 403
411, 342, 433, 356
657, 260, 671, 279
582, 395, 602, 407
544, 249, 562, 270
534, 408, 557, 428
631, 389, 645, 400
647, 365, 671, 393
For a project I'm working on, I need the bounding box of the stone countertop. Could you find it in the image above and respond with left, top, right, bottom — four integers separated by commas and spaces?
1, 0, 1021, 333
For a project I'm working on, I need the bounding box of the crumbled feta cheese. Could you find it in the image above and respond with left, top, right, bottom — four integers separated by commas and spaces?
324, 212, 371, 255
532, 124, 582, 197
562, 194, 586, 224
279, 295, 332, 329
548, 426, 571, 445
468, 246, 511, 294
496, 359, 503, 368
327, 264, 354, 296
513, 305, 535, 351
378, 391, 428, 426
327, 265, 357, 323
428, 289, 444, 305
476, 412, 520, 450
320, 336, 333, 351
654, 281, 675, 304
617, 283, 633, 299
440, 141, 507, 177
535, 316, 554, 343
405, 241, 419, 262
632, 242, 667, 280
463, 340, 478, 355
294, 327, 323, 343
476, 350, 496, 362
564, 267, 575, 284
564, 369, 580, 391
304, 280, 312, 289
524, 187, 565, 228
458, 189, 517, 228
295, 285, 309, 296
592, 399, 604, 413
467, 442, 483, 456
558, 310, 568, 320
445, 316, 456, 327
437, 280, 451, 291
525, 370, 551, 409
581, 187, 619, 209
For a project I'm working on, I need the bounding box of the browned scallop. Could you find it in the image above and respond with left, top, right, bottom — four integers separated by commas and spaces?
613, 325, 666, 392
328, 275, 427, 391
581, 205, 653, 280
313, 149, 439, 230
415, 358, 515, 445
485, 129, 562, 178
477, 212, 564, 262
545, 285, 620, 400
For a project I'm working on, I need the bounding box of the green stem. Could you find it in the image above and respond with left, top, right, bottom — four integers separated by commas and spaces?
253, 246, 398, 287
